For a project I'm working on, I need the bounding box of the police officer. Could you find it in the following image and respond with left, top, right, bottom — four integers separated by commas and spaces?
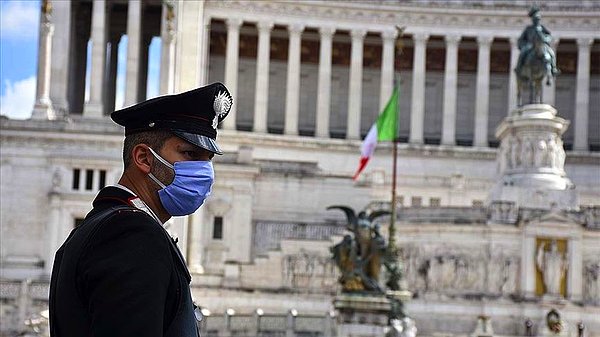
49, 83, 233, 337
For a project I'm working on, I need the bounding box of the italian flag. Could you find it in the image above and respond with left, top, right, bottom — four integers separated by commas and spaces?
352, 87, 399, 180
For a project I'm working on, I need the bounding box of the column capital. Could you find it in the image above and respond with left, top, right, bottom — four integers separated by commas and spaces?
226, 18, 243, 30
319, 26, 336, 38
576, 37, 593, 48
381, 29, 398, 42
412, 32, 429, 43
40, 21, 55, 35
162, 29, 176, 43
477, 35, 494, 46
444, 33, 461, 45
350, 28, 367, 40
256, 20, 274, 32
287, 23, 305, 35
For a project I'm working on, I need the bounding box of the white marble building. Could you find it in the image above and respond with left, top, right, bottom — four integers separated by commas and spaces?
1, 1, 599, 336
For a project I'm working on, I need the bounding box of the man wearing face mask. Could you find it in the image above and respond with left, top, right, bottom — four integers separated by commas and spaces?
49, 83, 232, 337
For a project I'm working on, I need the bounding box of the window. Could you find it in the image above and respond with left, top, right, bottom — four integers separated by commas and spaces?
396, 195, 404, 207
429, 198, 441, 207
72, 168, 107, 192
98, 170, 107, 190
472, 200, 484, 207
213, 216, 223, 240
72, 169, 81, 190
85, 169, 94, 191
411, 197, 422, 207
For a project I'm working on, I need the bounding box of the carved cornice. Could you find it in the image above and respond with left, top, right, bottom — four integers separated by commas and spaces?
205, 1, 600, 38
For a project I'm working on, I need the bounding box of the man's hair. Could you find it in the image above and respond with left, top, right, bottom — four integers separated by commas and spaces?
122, 130, 173, 169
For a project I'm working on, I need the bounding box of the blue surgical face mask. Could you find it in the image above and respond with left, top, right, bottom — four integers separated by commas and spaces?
147, 147, 214, 216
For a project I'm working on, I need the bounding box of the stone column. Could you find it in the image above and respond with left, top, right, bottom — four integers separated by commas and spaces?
521, 235, 536, 299
379, 29, 397, 111
346, 28, 367, 139
176, 1, 203, 91
253, 21, 274, 133
83, 0, 107, 118
284, 23, 305, 135
45, 193, 61, 275
124, 0, 142, 106
159, 1, 177, 95
198, 20, 211, 86
543, 38, 559, 106
474, 35, 493, 147
49, 0, 72, 116
409, 33, 429, 144
187, 206, 206, 273
315, 26, 335, 138
223, 18, 243, 130
441, 34, 461, 145
574, 37, 593, 151
568, 238, 583, 301
507, 36, 519, 113
32, 7, 55, 120
105, 36, 120, 112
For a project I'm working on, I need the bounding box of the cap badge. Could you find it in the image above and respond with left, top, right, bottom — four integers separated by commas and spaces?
212, 115, 218, 130
214, 91, 232, 119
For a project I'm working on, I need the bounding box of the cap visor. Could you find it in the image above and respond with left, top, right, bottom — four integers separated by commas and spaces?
172, 130, 223, 155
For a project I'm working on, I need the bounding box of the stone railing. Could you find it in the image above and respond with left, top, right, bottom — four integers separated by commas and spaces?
396, 206, 488, 224
254, 221, 345, 256
202, 312, 335, 336
0, 279, 50, 336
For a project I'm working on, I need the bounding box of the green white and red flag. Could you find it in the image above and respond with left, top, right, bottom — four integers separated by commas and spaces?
352, 87, 399, 180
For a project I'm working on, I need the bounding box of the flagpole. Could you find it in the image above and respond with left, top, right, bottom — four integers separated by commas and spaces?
389, 133, 398, 250
389, 26, 404, 256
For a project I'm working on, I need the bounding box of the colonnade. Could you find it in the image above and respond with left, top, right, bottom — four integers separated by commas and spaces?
35, 1, 596, 150
214, 17, 595, 149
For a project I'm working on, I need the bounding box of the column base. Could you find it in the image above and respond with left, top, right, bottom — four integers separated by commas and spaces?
31, 101, 56, 120
83, 102, 105, 118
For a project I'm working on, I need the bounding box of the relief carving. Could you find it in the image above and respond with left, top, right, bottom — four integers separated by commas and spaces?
401, 244, 519, 296
534, 139, 547, 167
282, 250, 337, 291
584, 260, 600, 305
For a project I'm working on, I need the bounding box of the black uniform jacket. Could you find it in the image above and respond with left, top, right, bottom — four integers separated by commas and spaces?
49, 186, 198, 337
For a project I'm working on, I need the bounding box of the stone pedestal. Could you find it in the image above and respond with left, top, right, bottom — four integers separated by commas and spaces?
334, 294, 391, 337
488, 104, 578, 210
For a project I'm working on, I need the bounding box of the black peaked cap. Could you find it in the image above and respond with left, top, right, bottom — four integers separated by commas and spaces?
111, 82, 233, 155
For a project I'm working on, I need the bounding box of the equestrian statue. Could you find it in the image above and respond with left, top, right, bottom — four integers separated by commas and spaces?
515, 6, 560, 106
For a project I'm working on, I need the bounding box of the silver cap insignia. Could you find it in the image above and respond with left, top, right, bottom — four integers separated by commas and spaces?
213, 91, 232, 119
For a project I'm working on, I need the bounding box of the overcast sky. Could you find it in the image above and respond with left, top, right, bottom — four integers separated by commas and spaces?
0, 0, 160, 120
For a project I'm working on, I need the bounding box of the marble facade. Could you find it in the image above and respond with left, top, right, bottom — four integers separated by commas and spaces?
1, 1, 600, 336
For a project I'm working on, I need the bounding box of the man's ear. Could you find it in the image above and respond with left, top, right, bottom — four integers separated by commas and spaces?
131, 144, 152, 174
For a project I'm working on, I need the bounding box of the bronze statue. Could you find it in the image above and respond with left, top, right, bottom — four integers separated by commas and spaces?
515, 6, 559, 106
328, 206, 391, 293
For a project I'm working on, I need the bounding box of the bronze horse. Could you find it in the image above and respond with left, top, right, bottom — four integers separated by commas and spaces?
516, 28, 556, 106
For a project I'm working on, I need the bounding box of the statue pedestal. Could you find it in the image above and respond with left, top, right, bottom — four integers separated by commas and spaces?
334, 294, 391, 337
489, 104, 578, 210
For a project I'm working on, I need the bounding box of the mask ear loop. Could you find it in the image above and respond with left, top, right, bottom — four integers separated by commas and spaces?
147, 147, 173, 189
148, 147, 174, 169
